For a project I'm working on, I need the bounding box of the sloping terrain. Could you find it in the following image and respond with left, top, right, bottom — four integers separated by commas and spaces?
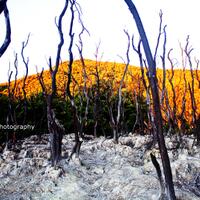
0, 133, 200, 200
1, 59, 200, 125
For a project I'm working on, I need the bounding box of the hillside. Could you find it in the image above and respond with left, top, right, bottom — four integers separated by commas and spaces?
0, 59, 142, 98
0, 59, 200, 125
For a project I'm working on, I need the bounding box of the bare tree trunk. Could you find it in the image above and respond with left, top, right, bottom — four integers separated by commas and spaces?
0, 0, 7, 15
195, 59, 200, 89
21, 34, 30, 125
184, 36, 199, 144
124, 1, 176, 199
150, 153, 166, 199
66, 0, 87, 162
194, 117, 200, 145
47, 96, 64, 166
5, 53, 19, 150
6, 70, 14, 149
0, 4, 11, 57
48, 1, 68, 166
178, 42, 187, 138
37, 1, 68, 167
76, 16, 90, 138
93, 43, 102, 138
167, 49, 178, 133
132, 37, 156, 141
38, 70, 65, 167
132, 93, 145, 134
115, 30, 130, 142
106, 31, 130, 143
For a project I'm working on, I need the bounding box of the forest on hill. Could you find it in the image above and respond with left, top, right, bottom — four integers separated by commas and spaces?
0, 59, 200, 133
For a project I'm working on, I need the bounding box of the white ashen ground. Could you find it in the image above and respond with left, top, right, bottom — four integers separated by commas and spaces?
0, 133, 200, 200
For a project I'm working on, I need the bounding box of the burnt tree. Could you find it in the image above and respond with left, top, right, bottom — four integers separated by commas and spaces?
106, 31, 130, 143
177, 42, 188, 137
76, 8, 90, 138
132, 37, 155, 141
66, 0, 89, 162
0, 0, 7, 14
184, 36, 199, 138
124, 1, 176, 199
167, 49, 178, 133
47, 0, 69, 166
150, 153, 166, 199
0, 1, 11, 57
6, 58, 18, 150
21, 34, 30, 125
92, 42, 104, 138
37, 1, 68, 167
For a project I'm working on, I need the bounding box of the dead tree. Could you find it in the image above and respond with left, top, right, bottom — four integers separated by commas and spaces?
154, 10, 178, 136
37, 69, 65, 167
124, 1, 176, 199
150, 153, 166, 199
166, 49, 178, 133
107, 31, 130, 143
115, 30, 130, 142
66, 0, 89, 162
132, 77, 145, 135
0, 0, 7, 14
92, 42, 104, 137
75, 7, 90, 138
184, 37, 197, 125
47, 0, 69, 166
0, 2, 11, 57
132, 37, 155, 141
21, 34, 30, 125
155, 11, 167, 107
195, 58, 200, 89
178, 42, 188, 137
194, 59, 200, 144
6, 60, 17, 150
184, 36, 200, 144
194, 116, 200, 145
37, 1, 68, 167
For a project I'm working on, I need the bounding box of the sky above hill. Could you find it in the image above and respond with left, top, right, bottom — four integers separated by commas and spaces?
0, 0, 199, 83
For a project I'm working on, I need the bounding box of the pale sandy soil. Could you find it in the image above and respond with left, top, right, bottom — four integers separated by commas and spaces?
0, 134, 199, 200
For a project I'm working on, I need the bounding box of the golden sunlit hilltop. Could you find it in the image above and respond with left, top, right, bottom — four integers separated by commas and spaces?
0, 59, 142, 98
0, 59, 200, 125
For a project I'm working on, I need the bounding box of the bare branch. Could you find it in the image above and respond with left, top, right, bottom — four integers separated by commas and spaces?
21, 33, 30, 84
184, 36, 197, 126
75, 6, 91, 136
132, 36, 143, 67
51, 0, 69, 97
11, 52, 18, 96
167, 48, 178, 131
0, 5, 11, 57
160, 25, 167, 104
154, 10, 167, 62
7, 62, 13, 102
195, 58, 200, 89
0, 0, 7, 15
66, 0, 75, 100
115, 30, 130, 142
21, 33, 30, 124
36, 67, 47, 96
